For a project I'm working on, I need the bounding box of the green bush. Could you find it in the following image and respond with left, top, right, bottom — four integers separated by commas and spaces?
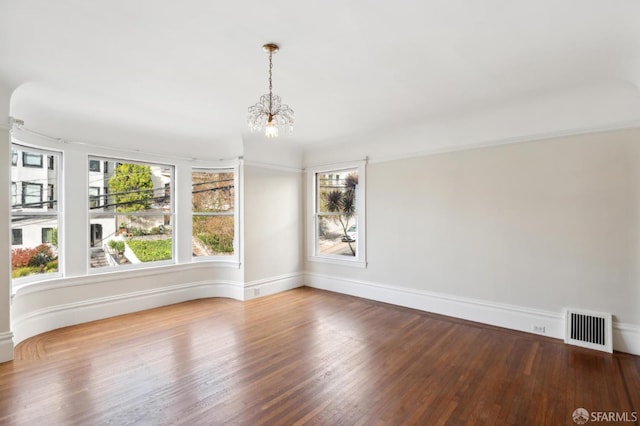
192, 216, 233, 255
45, 259, 58, 272
29, 251, 52, 267
12, 267, 36, 278
108, 240, 125, 253
128, 227, 148, 236
127, 239, 172, 262
198, 234, 233, 254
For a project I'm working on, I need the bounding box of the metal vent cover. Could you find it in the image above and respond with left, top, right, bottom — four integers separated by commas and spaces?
564, 308, 612, 353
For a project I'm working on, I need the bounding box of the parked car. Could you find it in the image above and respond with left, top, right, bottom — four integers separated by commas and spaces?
342, 225, 357, 242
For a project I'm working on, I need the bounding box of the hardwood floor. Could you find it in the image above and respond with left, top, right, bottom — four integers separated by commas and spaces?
1, 287, 638, 425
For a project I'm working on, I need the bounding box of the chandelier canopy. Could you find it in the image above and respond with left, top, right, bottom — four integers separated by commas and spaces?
247, 43, 294, 138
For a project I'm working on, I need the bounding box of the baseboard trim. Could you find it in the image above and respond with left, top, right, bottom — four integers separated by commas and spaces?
306, 272, 563, 336
11, 280, 244, 346
613, 322, 640, 355
244, 272, 305, 300
0, 332, 14, 363
305, 273, 640, 355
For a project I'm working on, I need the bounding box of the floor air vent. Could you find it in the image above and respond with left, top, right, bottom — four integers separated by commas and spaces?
564, 308, 612, 353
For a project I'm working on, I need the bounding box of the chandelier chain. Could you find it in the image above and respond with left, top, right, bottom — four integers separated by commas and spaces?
268, 51, 273, 113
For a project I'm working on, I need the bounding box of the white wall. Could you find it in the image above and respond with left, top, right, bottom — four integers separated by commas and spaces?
10, 263, 244, 344
306, 128, 640, 353
0, 127, 14, 361
243, 165, 305, 297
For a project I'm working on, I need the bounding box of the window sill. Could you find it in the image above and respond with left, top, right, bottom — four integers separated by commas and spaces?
191, 258, 241, 268
307, 256, 367, 268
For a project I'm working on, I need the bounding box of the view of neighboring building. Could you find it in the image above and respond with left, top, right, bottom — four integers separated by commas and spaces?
10, 145, 60, 279
11, 147, 175, 278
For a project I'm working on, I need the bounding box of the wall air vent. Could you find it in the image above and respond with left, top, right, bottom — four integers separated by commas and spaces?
564, 308, 612, 353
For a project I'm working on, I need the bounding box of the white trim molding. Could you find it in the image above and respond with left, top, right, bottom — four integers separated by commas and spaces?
306, 160, 367, 267
305, 273, 640, 356
11, 280, 244, 346
244, 272, 305, 300
368, 120, 640, 165
613, 322, 640, 356
0, 332, 14, 363
244, 160, 303, 173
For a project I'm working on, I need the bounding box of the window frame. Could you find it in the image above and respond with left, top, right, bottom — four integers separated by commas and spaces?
11, 143, 62, 287
88, 156, 176, 272
191, 166, 239, 264
307, 160, 367, 267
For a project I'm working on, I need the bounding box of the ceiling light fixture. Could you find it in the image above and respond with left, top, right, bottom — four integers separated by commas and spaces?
248, 43, 294, 138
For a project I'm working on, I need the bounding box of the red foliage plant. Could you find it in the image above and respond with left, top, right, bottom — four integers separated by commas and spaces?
11, 244, 54, 269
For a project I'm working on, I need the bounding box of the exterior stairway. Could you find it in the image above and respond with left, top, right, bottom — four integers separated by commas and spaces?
90, 248, 109, 268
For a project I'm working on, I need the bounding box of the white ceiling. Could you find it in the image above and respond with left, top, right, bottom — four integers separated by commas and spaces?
1, 1, 640, 158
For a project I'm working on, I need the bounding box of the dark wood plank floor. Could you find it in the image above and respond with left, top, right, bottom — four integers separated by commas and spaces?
0, 287, 638, 425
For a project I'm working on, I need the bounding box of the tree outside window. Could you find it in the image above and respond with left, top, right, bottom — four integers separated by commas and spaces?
316, 169, 358, 257
89, 157, 174, 270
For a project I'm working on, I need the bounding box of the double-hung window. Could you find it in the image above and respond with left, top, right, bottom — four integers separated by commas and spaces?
10, 144, 61, 284
88, 157, 174, 270
191, 168, 237, 260
308, 161, 366, 266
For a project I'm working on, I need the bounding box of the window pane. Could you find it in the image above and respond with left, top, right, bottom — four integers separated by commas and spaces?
12, 151, 58, 213
41, 227, 54, 243
22, 152, 43, 168
317, 215, 357, 257
192, 216, 234, 256
99, 161, 172, 213
11, 216, 59, 278
11, 144, 61, 282
11, 182, 17, 206
317, 169, 358, 214
192, 171, 234, 213
89, 187, 101, 208
12, 229, 22, 245
90, 214, 173, 268
89, 157, 174, 270
21, 182, 42, 207
47, 184, 55, 208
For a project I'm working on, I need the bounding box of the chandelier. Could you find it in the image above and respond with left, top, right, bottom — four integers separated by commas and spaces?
248, 43, 294, 138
